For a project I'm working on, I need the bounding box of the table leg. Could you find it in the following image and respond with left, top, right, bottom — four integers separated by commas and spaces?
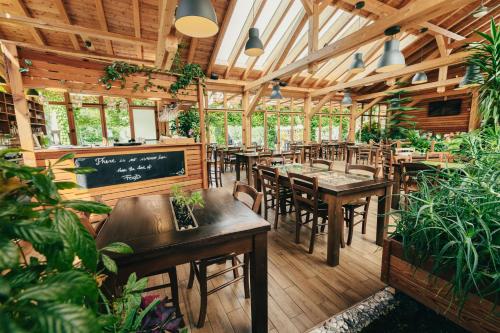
250, 232, 268, 333
247, 156, 256, 185
236, 156, 241, 181
326, 195, 343, 266
376, 184, 392, 246
392, 165, 401, 210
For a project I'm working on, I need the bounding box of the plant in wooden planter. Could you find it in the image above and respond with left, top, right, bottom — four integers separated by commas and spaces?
170, 185, 204, 231
0, 150, 183, 332
384, 127, 500, 332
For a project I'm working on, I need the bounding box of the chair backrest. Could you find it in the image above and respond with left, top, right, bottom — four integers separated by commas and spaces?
282, 152, 298, 164
207, 145, 215, 160
288, 172, 320, 214
257, 157, 272, 166
233, 181, 263, 213
345, 163, 379, 179
401, 162, 440, 194
257, 165, 280, 198
426, 152, 443, 162
310, 158, 333, 170
215, 148, 224, 164
258, 151, 272, 164
381, 148, 393, 179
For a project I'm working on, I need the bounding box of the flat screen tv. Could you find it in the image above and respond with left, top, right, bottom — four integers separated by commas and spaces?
428, 99, 462, 117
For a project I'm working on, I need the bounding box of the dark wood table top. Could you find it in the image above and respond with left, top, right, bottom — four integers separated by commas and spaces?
96, 189, 271, 264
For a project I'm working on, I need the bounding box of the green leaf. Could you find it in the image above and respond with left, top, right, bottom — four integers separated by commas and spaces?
32, 173, 60, 201
33, 303, 98, 333
101, 242, 133, 254
61, 167, 97, 174
54, 153, 74, 165
10, 221, 61, 245
0, 236, 19, 270
101, 254, 117, 273
0, 276, 11, 299
55, 181, 80, 190
63, 200, 111, 214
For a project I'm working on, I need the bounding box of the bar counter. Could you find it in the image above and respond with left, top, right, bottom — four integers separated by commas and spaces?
33, 140, 204, 206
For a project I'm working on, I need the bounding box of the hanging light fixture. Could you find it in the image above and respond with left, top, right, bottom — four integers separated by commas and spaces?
175, 0, 219, 38
472, 0, 488, 18
0, 75, 6, 86
411, 45, 428, 84
270, 85, 283, 100
341, 90, 352, 106
349, 2, 366, 74
244, 2, 264, 56
26, 88, 39, 97
376, 26, 406, 73
456, 64, 484, 90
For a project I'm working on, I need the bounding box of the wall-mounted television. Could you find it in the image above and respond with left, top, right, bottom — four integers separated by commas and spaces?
428, 99, 462, 117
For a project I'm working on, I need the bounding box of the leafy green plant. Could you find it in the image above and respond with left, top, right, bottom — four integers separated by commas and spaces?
467, 18, 499, 127
170, 106, 200, 140
392, 127, 500, 310
386, 84, 419, 139
357, 122, 383, 143
171, 185, 204, 211
0, 150, 182, 332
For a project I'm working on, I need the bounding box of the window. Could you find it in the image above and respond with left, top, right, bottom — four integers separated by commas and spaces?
45, 104, 70, 145
132, 108, 156, 141
105, 105, 130, 142
293, 115, 304, 142
266, 113, 278, 149
74, 107, 103, 145
227, 112, 242, 145
207, 112, 225, 145
311, 115, 320, 142
251, 112, 264, 146
279, 114, 291, 149
320, 115, 330, 141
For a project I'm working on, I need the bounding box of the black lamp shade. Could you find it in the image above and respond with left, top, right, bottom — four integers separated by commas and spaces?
349, 52, 365, 74
0, 75, 6, 85
26, 88, 39, 96
270, 85, 282, 100
411, 71, 428, 84
245, 28, 264, 57
175, 0, 219, 38
376, 39, 406, 73
341, 91, 352, 106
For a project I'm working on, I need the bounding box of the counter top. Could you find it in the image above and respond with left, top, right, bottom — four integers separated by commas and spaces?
35, 141, 200, 154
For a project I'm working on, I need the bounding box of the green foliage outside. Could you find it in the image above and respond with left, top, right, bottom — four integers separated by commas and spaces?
74, 107, 103, 145
171, 107, 200, 140
251, 112, 265, 146
311, 115, 319, 141
207, 112, 225, 145
266, 114, 278, 149
0, 150, 184, 332
227, 112, 242, 145
394, 127, 500, 310
332, 115, 349, 140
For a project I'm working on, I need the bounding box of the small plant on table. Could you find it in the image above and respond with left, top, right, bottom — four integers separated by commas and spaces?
171, 185, 204, 231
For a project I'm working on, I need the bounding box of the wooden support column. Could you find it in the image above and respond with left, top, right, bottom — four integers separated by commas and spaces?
468, 89, 480, 131
2, 43, 35, 165
307, 1, 319, 74
347, 101, 358, 142
127, 98, 135, 140
242, 90, 251, 146
198, 81, 208, 189
98, 96, 108, 143
63, 92, 78, 145
304, 94, 312, 142
338, 103, 344, 141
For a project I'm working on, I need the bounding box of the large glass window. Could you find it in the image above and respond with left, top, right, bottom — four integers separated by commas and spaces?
320, 115, 330, 141
105, 102, 130, 142
266, 113, 278, 150
74, 107, 103, 145
293, 115, 304, 142
227, 112, 242, 145
251, 112, 264, 146
45, 104, 70, 145
279, 114, 291, 150
311, 115, 320, 142
207, 112, 225, 145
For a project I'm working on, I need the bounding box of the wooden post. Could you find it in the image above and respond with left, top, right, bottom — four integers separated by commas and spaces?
2, 43, 35, 165
62, 92, 78, 145
127, 98, 135, 140
468, 88, 480, 131
223, 93, 228, 145
98, 96, 108, 143
304, 94, 312, 142
347, 101, 358, 142
198, 81, 208, 189
242, 91, 250, 146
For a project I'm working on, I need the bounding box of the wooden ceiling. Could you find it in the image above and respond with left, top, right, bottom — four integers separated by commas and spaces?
0, 0, 497, 95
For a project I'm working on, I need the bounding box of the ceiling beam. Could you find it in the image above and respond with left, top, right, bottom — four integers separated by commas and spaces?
311, 51, 470, 97
132, 0, 142, 59
312, 92, 336, 114
248, 85, 267, 115
0, 12, 156, 47
205, 78, 312, 93
207, 0, 236, 75
11, 0, 45, 46
187, 38, 198, 64
95, 0, 114, 55
245, 0, 476, 92
52, 0, 81, 51
300, 0, 313, 15
435, 35, 452, 93
155, 0, 178, 69
307, 1, 320, 73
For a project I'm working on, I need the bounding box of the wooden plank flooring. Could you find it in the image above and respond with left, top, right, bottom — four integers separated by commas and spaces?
143, 163, 388, 333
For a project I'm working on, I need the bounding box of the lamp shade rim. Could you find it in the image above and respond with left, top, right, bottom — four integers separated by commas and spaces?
175, 0, 219, 38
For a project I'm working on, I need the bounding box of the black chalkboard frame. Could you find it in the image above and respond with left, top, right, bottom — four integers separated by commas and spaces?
74, 148, 189, 189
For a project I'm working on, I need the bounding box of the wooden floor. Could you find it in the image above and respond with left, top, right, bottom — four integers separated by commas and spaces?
144, 162, 388, 333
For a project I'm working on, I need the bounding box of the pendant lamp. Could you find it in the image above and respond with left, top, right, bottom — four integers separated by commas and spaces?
341, 90, 352, 106
376, 26, 405, 73
350, 52, 365, 74
175, 0, 219, 38
472, 1, 488, 18
270, 84, 282, 100
0, 75, 6, 86
412, 72, 428, 84
26, 88, 39, 96
457, 64, 484, 90
245, 28, 264, 56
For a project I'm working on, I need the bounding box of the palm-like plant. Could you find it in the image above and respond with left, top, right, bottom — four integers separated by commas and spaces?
468, 18, 499, 127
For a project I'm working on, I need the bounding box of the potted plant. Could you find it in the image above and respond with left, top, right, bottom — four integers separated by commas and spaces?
170, 106, 200, 141
382, 126, 500, 333
170, 185, 204, 231
0, 150, 184, 332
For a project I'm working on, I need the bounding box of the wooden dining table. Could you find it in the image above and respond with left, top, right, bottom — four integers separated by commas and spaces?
96, 189, 271, 333
254, 163, 393, 267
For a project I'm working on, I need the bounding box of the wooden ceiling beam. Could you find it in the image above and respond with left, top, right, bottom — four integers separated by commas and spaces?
312, 51, 470, 97
307, 1, 320, 73
11, 0, 45, 46
132, 0, 142, 59
187, 38, 198, 64
155, 0, 177, 69
245, 0, 476, 92
435, 34, 452, 93
224, 0, 266, 79
207, 0, 236, 75
300, 0, 313, 15
248, 85, 266, 116
0, 12, 156, 47
52, 0, 81, 51
95, 0, 114, 55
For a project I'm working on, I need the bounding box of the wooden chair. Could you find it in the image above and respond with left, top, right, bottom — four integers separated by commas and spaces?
356, 146, 372, 165
282, 151, 298, 164
224, 147, 241, 172
289, 172, 328, 254
187, 182, 262, 328
310, 159, 334, 170
342, 164, 379, 246
381, 148, 394, 180
401, 162, 440, 196
207, 148, 224, 187
426, 151, 444, 162
257, 165, 293, 229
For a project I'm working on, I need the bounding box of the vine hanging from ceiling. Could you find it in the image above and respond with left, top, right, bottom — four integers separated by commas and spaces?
98, 45, 205, 98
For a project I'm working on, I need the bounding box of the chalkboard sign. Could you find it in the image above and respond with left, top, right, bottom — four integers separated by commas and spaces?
74, 150, 185, 189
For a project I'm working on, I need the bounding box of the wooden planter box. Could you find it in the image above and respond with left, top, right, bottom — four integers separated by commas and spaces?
381, 238, 499, 333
